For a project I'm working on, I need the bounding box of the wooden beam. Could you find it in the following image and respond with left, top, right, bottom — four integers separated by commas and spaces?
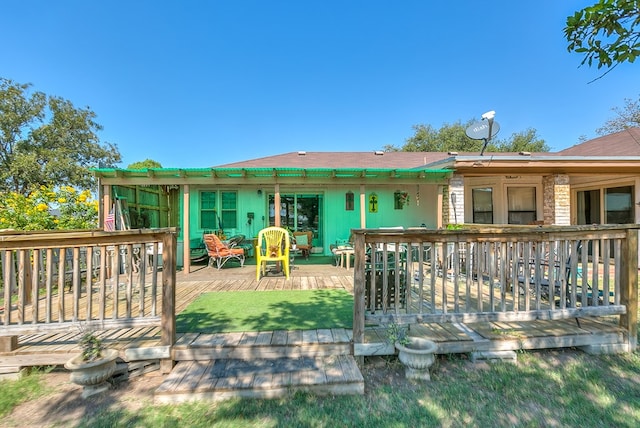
183, 185, 190, 274
161, 232, 177, 374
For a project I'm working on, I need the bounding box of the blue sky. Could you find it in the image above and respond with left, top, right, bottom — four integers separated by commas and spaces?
4, 1, 638, 168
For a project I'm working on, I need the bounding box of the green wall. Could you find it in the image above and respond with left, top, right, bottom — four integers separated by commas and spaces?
182, 184, 440, 255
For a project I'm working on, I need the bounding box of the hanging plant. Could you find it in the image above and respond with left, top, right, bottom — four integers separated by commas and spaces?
394, 191, 410, 209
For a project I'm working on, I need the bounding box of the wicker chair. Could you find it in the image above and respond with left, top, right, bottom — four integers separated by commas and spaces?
203, 234, 245, 269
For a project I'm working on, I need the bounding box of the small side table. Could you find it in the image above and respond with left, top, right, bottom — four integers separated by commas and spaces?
337, 248, 355, 269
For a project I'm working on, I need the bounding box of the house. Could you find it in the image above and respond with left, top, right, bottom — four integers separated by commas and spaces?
93, 128, 640, 272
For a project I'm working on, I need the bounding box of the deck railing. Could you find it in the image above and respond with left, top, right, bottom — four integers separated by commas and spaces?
0, 228, 177, 352
352, 225, 638, 352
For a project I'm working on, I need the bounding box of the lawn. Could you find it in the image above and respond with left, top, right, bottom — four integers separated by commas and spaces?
4, 350, 640, 427
176, 289, 353, 333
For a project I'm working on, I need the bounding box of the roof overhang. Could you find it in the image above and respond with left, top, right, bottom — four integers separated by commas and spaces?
425, 155, 640, 175
92, 167, 453, 186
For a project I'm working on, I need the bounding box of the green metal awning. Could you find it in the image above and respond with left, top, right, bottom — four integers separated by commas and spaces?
92, 167, 452, 182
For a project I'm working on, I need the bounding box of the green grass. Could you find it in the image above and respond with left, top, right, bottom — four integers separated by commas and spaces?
176, 289, 353, 333
0, 368, 52, 417
72, 350, 640, 427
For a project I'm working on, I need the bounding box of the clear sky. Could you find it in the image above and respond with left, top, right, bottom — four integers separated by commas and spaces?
4, 1, 638, 168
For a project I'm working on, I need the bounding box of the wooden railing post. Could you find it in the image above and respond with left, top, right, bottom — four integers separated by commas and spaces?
620, 229, 638, 351
160, 231, 177, 373
352, 231, 366, 363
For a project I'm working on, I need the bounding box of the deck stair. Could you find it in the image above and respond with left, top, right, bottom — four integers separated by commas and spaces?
154, 328, 364, 403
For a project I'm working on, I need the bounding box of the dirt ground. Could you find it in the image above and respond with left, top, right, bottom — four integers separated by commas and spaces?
3, 357, 408, 427
3, 352, 572, 427
3, 368, 166, 427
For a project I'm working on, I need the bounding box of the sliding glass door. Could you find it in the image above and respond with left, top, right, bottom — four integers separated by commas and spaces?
268, 193, 323, 249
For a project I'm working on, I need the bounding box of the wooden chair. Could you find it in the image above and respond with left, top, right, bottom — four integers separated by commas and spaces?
203, 234, 245, 269
292, 231, 313, 259
255, 227, 290, 280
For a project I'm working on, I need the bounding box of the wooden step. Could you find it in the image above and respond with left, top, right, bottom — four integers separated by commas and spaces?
173, 329, 352, 361
154, 355, 364, 403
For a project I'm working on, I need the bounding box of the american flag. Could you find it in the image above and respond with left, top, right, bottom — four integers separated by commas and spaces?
104, 213, 115, 231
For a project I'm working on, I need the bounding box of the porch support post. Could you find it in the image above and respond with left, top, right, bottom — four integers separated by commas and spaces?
620, 228, 638, 351
543, 174, 570, 225
360, 184, 366, 228
274, 184, 281, 227
102, 184, 111, 229
183, 185, 190, 274
352, 231, 366, 363
160, 231, 177, 373
436, 185, 444, 229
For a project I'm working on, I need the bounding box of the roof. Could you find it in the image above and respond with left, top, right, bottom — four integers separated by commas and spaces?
558, 127, 640, 156
216, 151, 452, 169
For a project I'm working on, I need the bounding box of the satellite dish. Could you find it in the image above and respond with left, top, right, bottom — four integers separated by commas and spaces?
465, 120, 500, 140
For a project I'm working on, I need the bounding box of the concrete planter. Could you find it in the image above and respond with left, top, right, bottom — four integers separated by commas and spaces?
395, 337, 438, 381
64, 348, 119, 398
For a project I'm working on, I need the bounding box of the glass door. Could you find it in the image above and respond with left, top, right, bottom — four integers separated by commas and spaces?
269, 193, 323, 249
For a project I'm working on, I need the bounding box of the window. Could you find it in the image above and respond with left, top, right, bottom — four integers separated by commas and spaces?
472, 188, 493, 224
220, 191, 237, 229
577, 189, 601, 224
605, 186, 634, 224
200, 191, 217, 229
345, 191, 354, 211
507, 187, 537, 224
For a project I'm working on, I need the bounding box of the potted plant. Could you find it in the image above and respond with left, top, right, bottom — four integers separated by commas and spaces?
64, 329, 119, 398
386, 322, 438, 381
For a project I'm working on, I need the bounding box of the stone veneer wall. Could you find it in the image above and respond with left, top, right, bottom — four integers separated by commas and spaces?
543, 174, 570, 225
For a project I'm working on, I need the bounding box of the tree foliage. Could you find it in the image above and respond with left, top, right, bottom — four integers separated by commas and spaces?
596, 94, 640, 134
0, 185, 98, 231
127, 159, 163, 169
565, 0, 640, 76
0, 78, 121, 195
385, 121, 549, 153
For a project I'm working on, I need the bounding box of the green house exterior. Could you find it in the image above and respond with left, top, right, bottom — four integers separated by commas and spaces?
93, 130, 640, 271
93, 152, 453, 270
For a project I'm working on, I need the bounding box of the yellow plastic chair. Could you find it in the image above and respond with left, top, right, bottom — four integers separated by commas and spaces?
255, 226, 290, 280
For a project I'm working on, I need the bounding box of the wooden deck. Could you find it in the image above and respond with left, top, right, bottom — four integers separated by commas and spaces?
0, 260, 630, 400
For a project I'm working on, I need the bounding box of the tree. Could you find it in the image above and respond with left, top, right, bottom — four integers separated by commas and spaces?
565, 0, 640, 78
495, 128, 550, 153
0, 185, 98, 230
0, 78, 121, 195
127, 159, 163, 169
596, 94, 640, 134
385, 121, 549, 153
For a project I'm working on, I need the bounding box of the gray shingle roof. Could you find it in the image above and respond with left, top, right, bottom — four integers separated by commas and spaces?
558, 127, 640, 156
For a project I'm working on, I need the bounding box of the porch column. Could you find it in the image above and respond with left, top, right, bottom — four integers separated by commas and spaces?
436, 185, 444, 229
542, 174, 570, 225
274, 184, 280, 227
183, 185, 190, 274
360, 184, 366, 228
102, 184, 111, 229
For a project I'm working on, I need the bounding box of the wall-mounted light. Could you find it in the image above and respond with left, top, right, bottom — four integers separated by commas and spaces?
257, 189, 262, 196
